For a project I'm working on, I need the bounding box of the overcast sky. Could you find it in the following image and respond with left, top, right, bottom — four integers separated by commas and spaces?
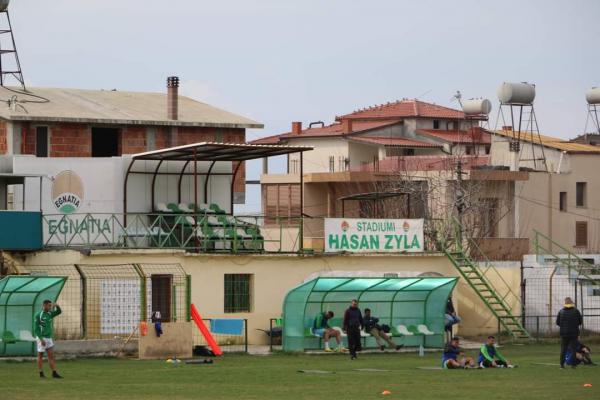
10, 0, 600, 212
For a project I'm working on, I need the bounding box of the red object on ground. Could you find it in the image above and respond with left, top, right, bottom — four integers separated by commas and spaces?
191, 304, 222, 356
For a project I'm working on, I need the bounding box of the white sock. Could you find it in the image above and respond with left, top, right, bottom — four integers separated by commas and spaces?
325, 342, 330, 350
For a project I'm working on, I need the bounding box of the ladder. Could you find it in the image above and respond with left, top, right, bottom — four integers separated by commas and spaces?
445, 250, 530, 339
441, 217, 530, 339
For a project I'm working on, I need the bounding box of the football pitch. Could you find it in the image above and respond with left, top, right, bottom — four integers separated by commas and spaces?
0, 344, 597, 400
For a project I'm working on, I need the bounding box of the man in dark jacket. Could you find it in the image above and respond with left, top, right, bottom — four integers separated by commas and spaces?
556, 297, 583, 368
343, 299, 364, 360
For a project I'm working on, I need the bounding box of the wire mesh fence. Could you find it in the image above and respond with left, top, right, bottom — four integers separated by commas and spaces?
192, 318, 248, 353
13, 263, 191, 340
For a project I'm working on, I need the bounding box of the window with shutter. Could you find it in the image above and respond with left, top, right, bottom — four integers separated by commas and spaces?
575, 221, 588, 247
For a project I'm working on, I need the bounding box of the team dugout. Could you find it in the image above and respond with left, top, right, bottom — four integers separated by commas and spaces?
282, 276, 457, 351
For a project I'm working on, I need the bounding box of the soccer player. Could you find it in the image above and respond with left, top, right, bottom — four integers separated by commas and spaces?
34, 300, 63, 379
564, 339, 595, 367
363, 308, 402, 351
313, 311, 345, 352
442, 336, 474, 369
478, 336, 514, 368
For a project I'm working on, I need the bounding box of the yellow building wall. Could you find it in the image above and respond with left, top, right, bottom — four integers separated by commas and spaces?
15, 250, 521, 344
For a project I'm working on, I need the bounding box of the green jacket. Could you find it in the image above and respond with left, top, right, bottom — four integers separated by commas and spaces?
34, 306, 62, 339
479, 344, 506, 363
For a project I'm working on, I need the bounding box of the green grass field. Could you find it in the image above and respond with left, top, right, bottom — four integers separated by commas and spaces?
0, 344, 597, 400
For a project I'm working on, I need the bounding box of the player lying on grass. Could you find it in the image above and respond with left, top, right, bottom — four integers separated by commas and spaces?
442, 336, 475, 369
478, 336, 515, 368
34, 300, 63, 379
564, 339, 595, 367
313, 311, 347, 352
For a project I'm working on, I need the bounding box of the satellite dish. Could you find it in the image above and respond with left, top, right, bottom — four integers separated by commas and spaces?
0, 0, 9, 12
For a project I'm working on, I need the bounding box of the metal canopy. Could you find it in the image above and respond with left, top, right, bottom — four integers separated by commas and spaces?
124, 142, 312, 237
132, 142, 313, 162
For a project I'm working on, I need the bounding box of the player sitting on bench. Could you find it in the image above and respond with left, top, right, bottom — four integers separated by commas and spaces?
478, 336, 514, 368
313, 311, 346, 352
442, 336, 474, 369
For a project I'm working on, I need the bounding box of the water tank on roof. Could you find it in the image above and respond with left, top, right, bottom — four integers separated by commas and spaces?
462, 99, 492, 115
0, 0, 9, 12
497, 82, 536, 105
586, 87, 600, 105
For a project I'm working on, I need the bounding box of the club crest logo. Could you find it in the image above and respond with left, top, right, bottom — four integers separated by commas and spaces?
402, 221, 410, 232
52, 170, 84, 214
341, 220, 350, 232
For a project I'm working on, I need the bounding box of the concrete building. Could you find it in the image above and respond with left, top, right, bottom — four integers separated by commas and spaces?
0, 79, 262, 204
251, 99, 528, 257
491, 129, 600, 253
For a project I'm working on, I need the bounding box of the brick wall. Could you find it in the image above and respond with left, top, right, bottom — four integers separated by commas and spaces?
49, 124, 91, 157
120, 126, 147, 154
0, 121, 6, 154
21, 123, 36, 155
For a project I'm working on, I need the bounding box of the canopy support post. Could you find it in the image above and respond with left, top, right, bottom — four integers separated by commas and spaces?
204, 161, 216, 205
177, 160, 191, 204
230, 162, 242, 214
123, 159, 137, 226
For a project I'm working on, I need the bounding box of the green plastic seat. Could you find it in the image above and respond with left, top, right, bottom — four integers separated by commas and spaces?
1, 331, 16, 344
167, 203, 183, 213
209, 203, 226, 214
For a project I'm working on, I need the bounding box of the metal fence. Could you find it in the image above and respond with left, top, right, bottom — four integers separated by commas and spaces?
16, 263, 190, 340
41, 213, 450, 254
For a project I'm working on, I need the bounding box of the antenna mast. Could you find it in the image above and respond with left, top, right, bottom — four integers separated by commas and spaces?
0, 1, 25, 90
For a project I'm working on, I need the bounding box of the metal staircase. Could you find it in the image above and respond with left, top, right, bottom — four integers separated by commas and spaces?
442, 218, 530, 339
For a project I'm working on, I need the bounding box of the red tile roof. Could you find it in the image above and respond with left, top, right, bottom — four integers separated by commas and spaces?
337, 99, 464, 121
249, 120, 401, 144
347, 136, 443, 148
417, 129, 491, 144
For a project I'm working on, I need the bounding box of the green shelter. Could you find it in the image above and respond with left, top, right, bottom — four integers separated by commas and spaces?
0, 276, 66, 356
282, 277, 457, 351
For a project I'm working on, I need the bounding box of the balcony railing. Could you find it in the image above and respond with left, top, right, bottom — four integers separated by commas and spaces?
350, 155, 491, 173
41, 213, 457, 254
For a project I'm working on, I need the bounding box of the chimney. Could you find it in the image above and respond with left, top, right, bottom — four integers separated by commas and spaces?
341, 119, 353, 134
167, 76, 179, 120
291, 121, 302, 135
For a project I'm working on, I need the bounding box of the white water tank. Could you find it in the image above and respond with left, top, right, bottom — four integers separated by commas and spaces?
462, 99, 492, 115
497, 82, 536, 105
0, 0, 9, 12
586, 87, 600, 105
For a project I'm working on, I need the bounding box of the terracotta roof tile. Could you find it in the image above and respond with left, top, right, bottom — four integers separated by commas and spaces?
347, 136, 443, 148
417, 129, 491, 144
248, 120, 401, 144
337, 99, 464, 121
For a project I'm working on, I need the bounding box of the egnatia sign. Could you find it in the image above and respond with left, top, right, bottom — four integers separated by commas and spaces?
325, 218, 424, 253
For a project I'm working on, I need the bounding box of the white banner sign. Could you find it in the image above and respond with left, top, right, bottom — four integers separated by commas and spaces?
325, 218, 424, 253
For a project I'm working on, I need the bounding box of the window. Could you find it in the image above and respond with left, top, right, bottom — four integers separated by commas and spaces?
433, 120, 440, 130
289, 159, 299, 174
151, 274, 172, 322
224, 274, 252, 313
576, 182, 586, 207
328, 156, 335, 172
402, 148, 415, 156
92, 127, 120, 157
338, 156, 348, 171
559, 192, 567, 212
465, 146, 474, 155
485, 145, 491, 155
575, 221, 588, 247
35, 126, 48, 157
